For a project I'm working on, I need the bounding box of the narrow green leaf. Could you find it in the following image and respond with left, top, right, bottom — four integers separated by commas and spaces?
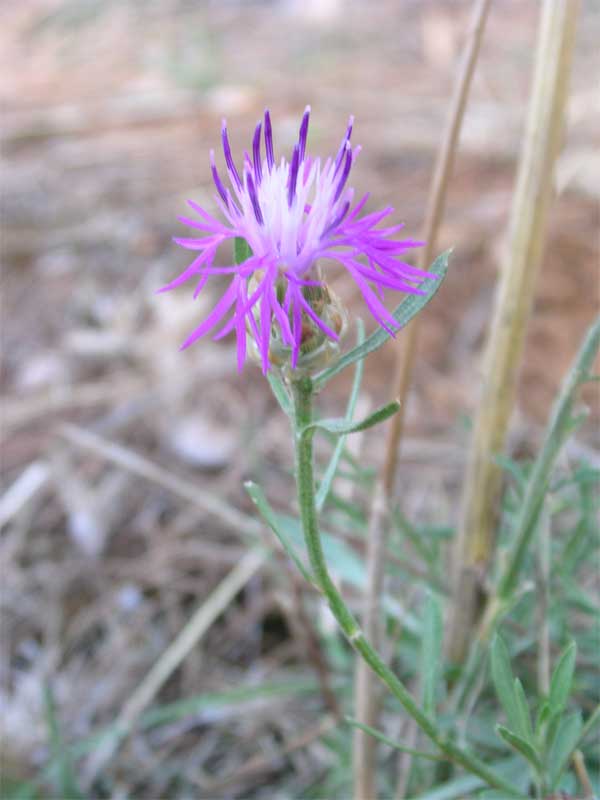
513, 679, 534, 744
234, 236, 253, 264
316, 320, 365, 512
345, 718, 445, 762
534, 701, 551, 739
421, 592, 443, 720
548, 711, 583, 789
496, 725, 541, 771
43, 684, 84, 800
479, 792, 529, 800
491, 636, 522, 737
267, 371, 293, 417
497, 316, 600, 598
314, 250, 451, 388
305, 400, 400, 437
275, 513, 367, 591
548, 641, 576, 714
543, 708, 562, 756
244, 481, 314, 584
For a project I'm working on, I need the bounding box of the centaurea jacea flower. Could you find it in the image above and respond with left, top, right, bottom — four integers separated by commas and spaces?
161, 107, 429, 373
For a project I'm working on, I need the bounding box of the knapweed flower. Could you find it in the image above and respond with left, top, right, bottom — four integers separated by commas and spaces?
161, 107, 429, 373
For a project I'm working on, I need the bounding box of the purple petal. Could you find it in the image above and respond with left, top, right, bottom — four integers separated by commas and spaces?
159, 247, 217, 293
291, 288, 303, 368
346, 267, 400, 336
180, 278, 240, 350
296, 292, 339, 341
235, 287, 247, 373
209, 150, 229, 206
269, 284, 294, 345
172, 235, 223, 251
259, 291, 272, 373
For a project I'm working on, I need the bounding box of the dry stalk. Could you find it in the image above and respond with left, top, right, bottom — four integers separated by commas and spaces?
353, 3, 492, 798
82, 549, 266, 785
447, 0, 580, 665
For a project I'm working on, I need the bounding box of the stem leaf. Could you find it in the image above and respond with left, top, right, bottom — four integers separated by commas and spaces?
244, 481, 314, 585
496, 725, 541, 771
421, 592, 443, 720
491, 635, 525, 738
314, 249, 451, 388
304, 400, 400, 437
513, 678, 534, 745
548, 711, 583, 789
267, 371, 293, 417
315, 320, 365, 511
548, 640, 576, 714
345, 718, 445, 762
234, 236, 253, 264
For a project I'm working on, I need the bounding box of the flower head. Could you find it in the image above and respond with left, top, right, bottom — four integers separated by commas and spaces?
161, 107, 429, 373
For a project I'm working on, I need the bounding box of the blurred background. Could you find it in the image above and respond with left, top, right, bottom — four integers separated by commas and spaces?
1, 1, 599, 797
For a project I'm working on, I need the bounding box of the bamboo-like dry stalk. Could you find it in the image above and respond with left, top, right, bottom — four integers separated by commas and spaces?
447, 0, 580, 665
352, 3, 492, 797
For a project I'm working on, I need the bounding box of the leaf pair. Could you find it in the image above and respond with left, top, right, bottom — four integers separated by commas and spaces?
491, 635, 582, 790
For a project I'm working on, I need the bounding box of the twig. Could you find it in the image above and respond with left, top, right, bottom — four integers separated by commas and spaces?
572, 750, 594, 799
199, 714, 337, 793
82, 549, 266, 785
0, 461, 50, 528
447, 0, 580, 664
354, 2, 492, 797
58, 423, 261, 538
3, 378, 146, 431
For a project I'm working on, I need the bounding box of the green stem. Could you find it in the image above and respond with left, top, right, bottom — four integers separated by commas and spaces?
291, 376, 520, 794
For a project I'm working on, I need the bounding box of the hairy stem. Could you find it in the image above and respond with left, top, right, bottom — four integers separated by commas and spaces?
290, 376, 520, 795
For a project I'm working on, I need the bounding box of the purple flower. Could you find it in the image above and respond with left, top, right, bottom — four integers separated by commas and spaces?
161, 107, 429, 373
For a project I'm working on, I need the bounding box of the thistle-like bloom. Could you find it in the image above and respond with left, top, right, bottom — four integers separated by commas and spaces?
161, 107, 429, 373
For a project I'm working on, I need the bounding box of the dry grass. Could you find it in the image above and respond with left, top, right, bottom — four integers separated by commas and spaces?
1, 1, 598, 797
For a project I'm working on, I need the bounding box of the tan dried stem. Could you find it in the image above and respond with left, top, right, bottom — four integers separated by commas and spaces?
353, 2, 492, 798
447, 0, 580, 665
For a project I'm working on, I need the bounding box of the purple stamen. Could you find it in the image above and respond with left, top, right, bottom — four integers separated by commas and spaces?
321, 200, 350, 238
209, 150, 229, 206
252, 121, 262, 184
246, 170, 263, 225
333, 143, 353, 202
288, 144, 300, 208
264, 110, 274, 171
334, 115, 354, 175
298, 105, 310, 162
221, 120, 242, 190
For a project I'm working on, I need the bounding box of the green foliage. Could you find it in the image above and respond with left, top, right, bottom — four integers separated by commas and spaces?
420, 592, 444, 720
548, 641, 576, 713
43, 683, 84, 800
314, 249, 451, 388
233, 236, 253, 264
303, 399, 401, 437
245, 480, 314, 584
315, 320, 365, 512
